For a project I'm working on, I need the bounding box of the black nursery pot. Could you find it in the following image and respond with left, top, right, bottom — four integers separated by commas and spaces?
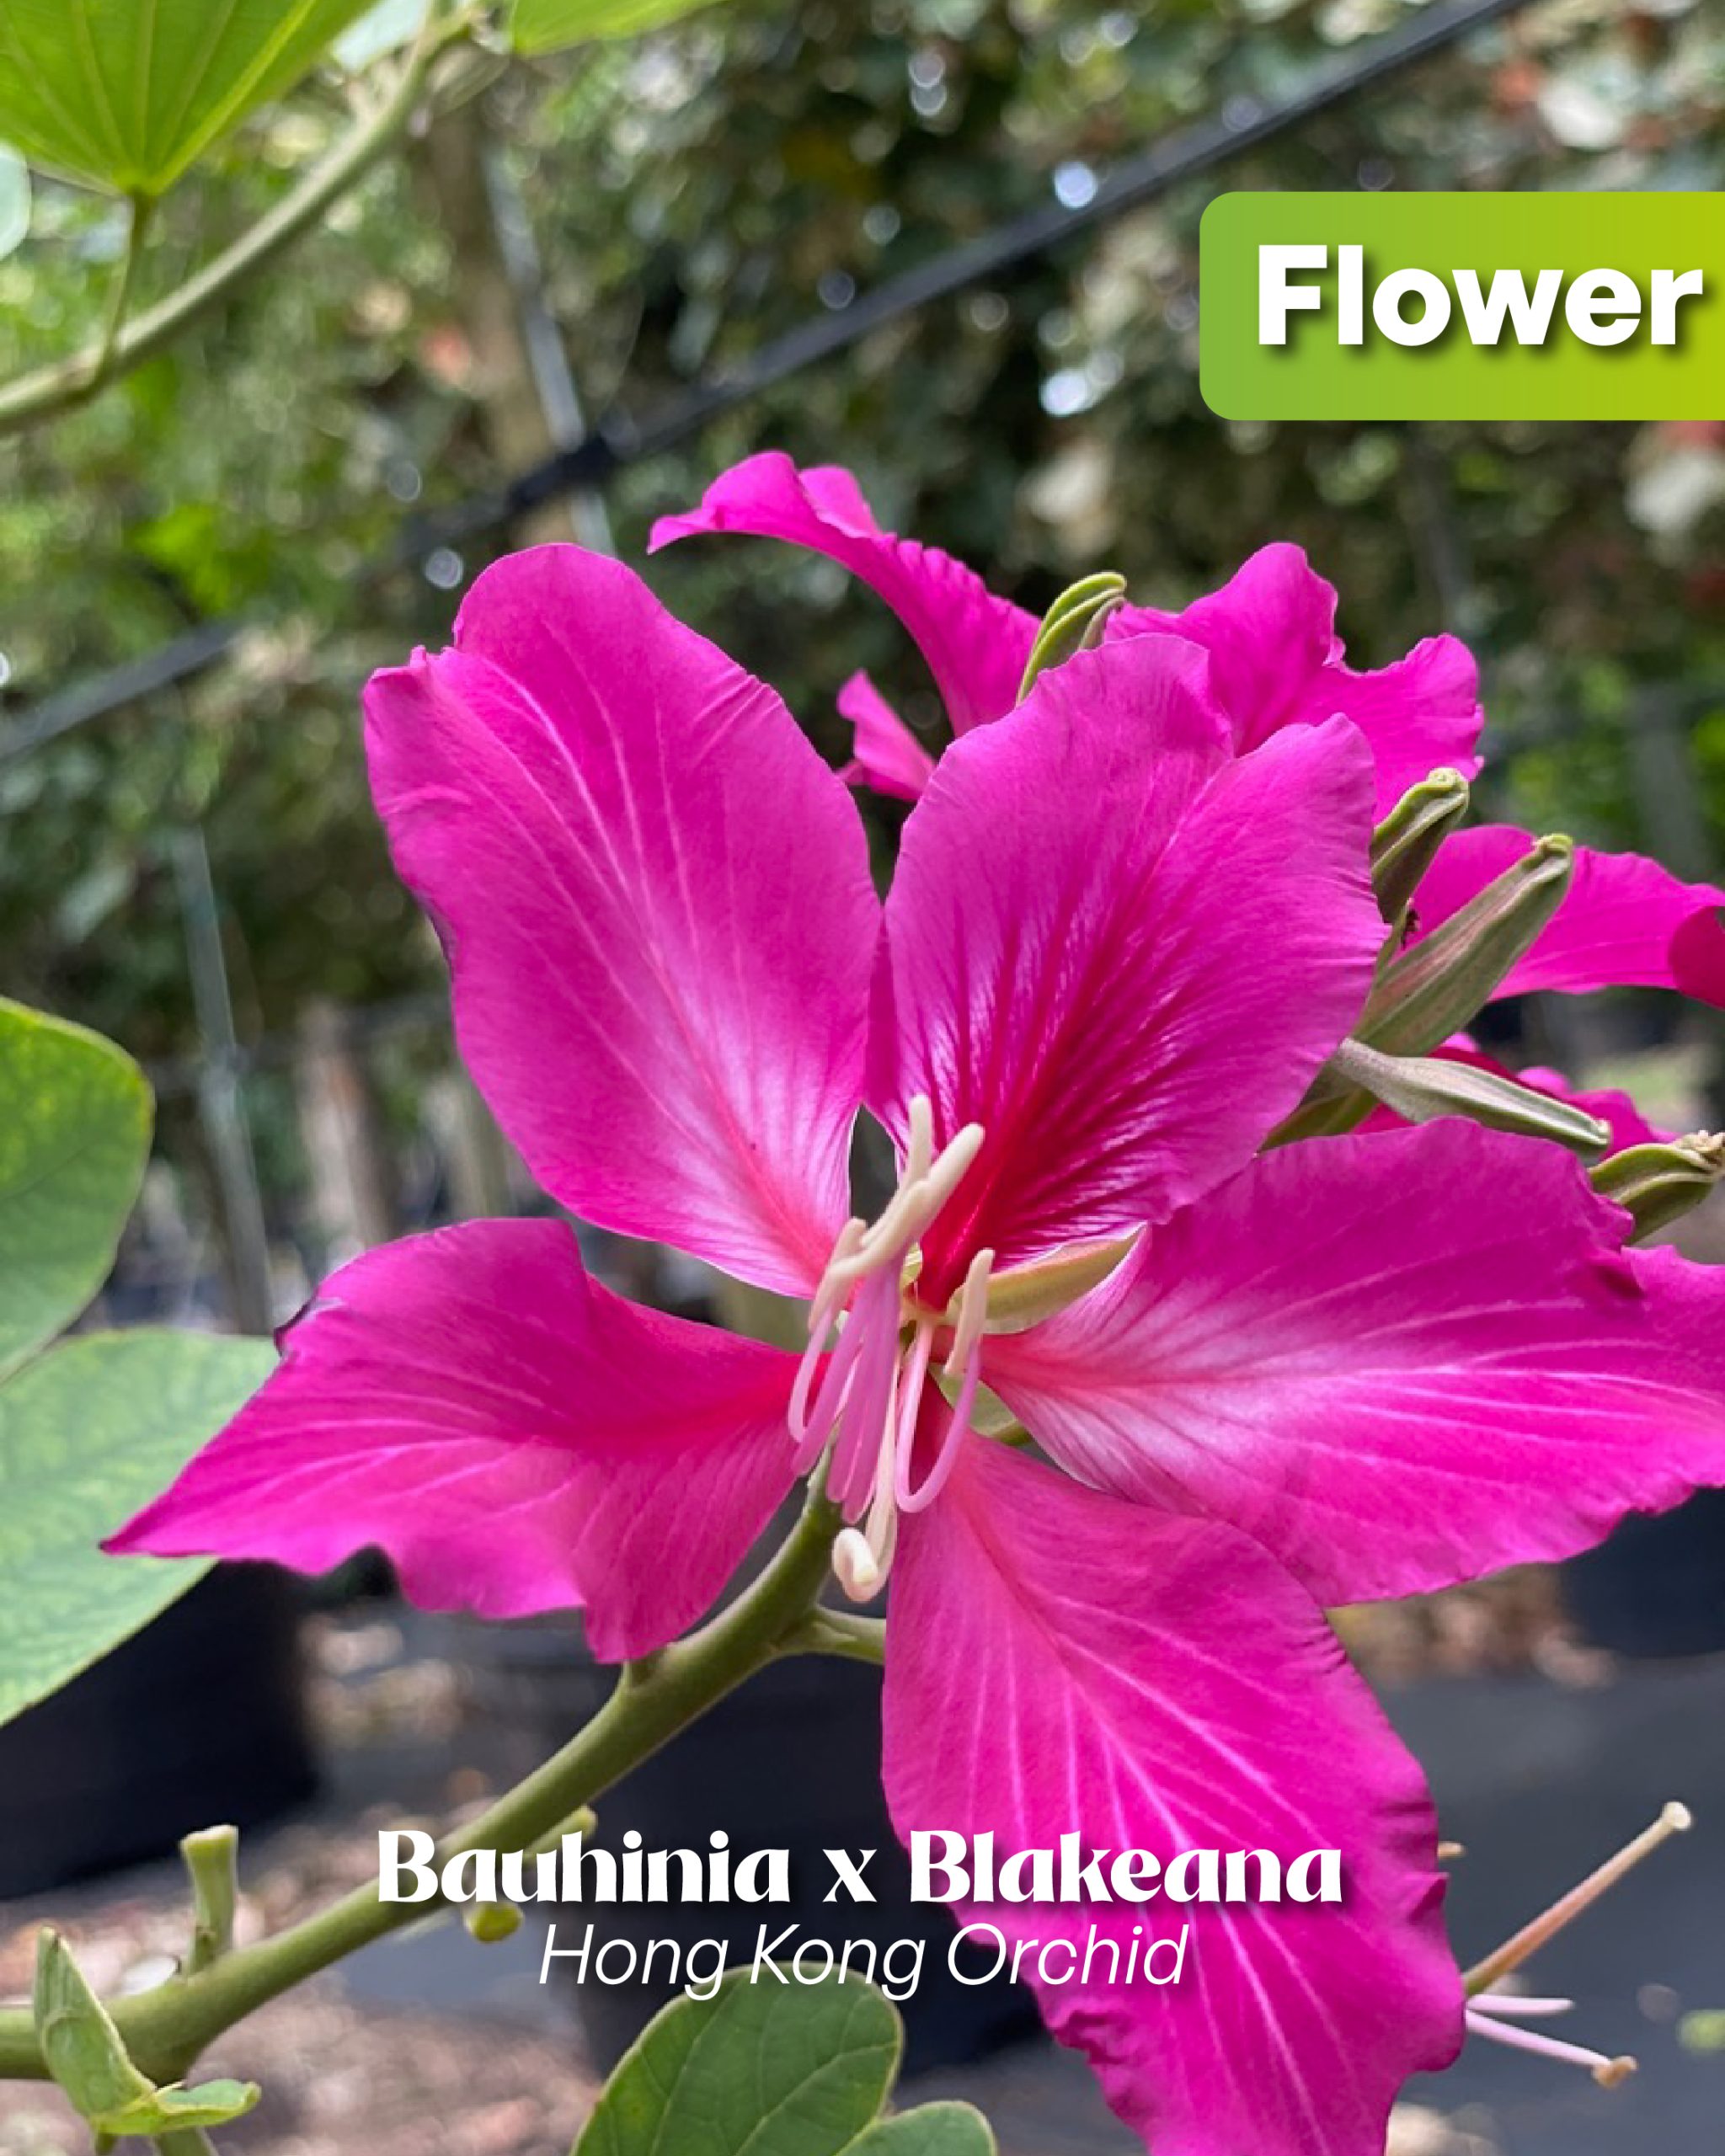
1562, 1490, 1725, 1657
0, 1564, 316, 1898
467, 1628, 1039, 2075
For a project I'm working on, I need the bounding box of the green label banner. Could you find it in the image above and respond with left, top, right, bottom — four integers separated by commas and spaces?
1199, 192, 1722, 421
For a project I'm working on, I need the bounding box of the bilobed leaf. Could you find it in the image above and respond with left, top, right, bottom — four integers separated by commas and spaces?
510, 0, 714, 57
0, 1329, 275, 1726
0, 0, 375, 197
574, 1971, 900, 2156
0, 997, 151, 1379
844, 2105, 997, 2155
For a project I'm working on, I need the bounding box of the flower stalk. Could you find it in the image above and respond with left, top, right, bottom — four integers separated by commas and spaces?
0, 1481, 842, 2086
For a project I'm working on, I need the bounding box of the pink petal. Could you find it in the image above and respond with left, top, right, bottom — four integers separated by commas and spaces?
108, 1223, 799, 1661
364, 547, 879, 1296
986, 1122, 1725, 1606
1110, 544, 1483, 817
870, 639, 1381, 1305
1414, 826, 1725, 1006
649, 453, 1038, 735
883, 1438, 1461, 2156
837, 671, 934, 802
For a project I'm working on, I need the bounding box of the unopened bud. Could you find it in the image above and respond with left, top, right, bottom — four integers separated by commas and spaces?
1370, 769, 1471, 927
969, 1229, 1140, 1335
1591, 1134, 1725, 1241
466, 1900, 523, 1944
1360, 835, 1575, 1056
1332, 1038, 1610, 1158
1679, 2008, 1725, 2054
1017, 572, 1127, 699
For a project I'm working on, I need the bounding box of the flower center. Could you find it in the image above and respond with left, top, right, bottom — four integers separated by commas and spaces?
788, 1096, 992, 1603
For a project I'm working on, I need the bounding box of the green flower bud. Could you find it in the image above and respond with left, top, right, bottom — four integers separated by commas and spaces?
1360, 834, 1575, 1056
467, 1900, 525, 1944
1591, 1133, 1725, 1242
1370, 769, 1471, 927
1017, 572, 1127, 699
1332, 1038, 1610, 1157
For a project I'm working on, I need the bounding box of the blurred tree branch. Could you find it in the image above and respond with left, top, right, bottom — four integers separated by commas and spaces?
0, 8, 475, 440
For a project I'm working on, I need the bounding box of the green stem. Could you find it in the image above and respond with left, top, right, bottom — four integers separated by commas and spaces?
88, 195, 152, 387
0, 1484, 841, 2085
0, 14, 471, 438
781, 1608, 885, 1666
181, 1828, 240, 1975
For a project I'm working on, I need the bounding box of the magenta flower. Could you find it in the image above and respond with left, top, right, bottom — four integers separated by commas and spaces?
654, 453, 1725, 1022
114, 543, 1725, 2156
1411, 824, 1725, 1010
650, 450, 1485, 818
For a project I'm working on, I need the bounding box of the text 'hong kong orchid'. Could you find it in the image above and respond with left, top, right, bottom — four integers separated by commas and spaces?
115, 510, 1725, 2156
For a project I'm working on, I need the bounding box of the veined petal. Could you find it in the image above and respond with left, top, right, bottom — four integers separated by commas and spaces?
882, 1438, 1460, 2156
1109, 544, 1483, 817
837, 671, 935, 802
649, 453, 1038, 735
108, 1224, 799, 1661
1414, 826, 1725, 1006
870, 638, 1381, 1304
986, 1122, 1725, 1607
364, 547, 879, 1295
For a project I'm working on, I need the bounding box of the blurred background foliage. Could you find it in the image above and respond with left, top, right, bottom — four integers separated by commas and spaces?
1, 0, 1721, 1102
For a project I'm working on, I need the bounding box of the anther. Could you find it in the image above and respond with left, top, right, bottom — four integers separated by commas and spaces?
1464, 1801, 1692, 1996
1465, 2004, 1637, 2088
1461, 1801, 1694, 2096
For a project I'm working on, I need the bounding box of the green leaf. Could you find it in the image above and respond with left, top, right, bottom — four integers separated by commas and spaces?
35, 1929, 259, 2134
510, 0, 715, 57
34, 1929, 158, 2125
845, 2105, 997, 2155
0, 1328, 275, 1726
99, 2078, 261, 2134
0, 142, 29, 259
0, 0, 376, 198
574, 1971, 900, 2156
0, 997, 152, 1379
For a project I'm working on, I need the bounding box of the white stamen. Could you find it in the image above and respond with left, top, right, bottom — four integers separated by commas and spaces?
943, 1248, 996, 1379
832, 1527, 882, 1600
1466, 2006, 1635, 2088
1465, 1801, 1693, 1994
792, 1097, 992, 1598
1460, 1800, 1693, 2099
